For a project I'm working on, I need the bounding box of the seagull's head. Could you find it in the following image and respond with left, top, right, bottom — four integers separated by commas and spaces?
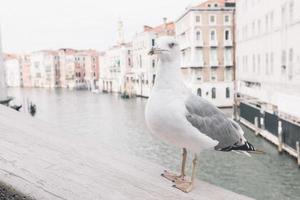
148, 36, 180, 62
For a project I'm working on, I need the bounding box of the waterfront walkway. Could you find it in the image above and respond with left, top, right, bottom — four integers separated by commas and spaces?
0, 105, 253, 200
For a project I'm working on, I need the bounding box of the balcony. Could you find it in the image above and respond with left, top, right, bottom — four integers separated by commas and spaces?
210, 59, 218, 67
209, 40, 218, 47
194, 40, 204, 47
181, 60, 192, 68
179, 41, 190, 50
191, 60, 204, 68
224, 39, 233, 47
224, 59, 233, 66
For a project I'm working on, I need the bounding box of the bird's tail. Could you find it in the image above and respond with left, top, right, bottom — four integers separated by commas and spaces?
220, 141, 265, 155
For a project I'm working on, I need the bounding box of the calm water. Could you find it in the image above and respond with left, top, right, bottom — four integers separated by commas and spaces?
8, 88, 300, 200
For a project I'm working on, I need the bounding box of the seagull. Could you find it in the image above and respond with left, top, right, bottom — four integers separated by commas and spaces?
145, 36, 262, 193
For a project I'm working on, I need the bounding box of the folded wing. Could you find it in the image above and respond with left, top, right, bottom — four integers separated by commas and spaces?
185, 94, 244, 150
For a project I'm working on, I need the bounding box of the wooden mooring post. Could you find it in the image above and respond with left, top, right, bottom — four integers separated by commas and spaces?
296, 141, 300, 167
260, 116, 264, 130
254, 117, 259, 136
278, 121, 283, 153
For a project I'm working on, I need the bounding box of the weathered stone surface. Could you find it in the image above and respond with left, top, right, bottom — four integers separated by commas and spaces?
0, 105, 254, 200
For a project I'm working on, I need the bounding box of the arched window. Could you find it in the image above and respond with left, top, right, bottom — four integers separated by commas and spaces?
226, 87, 230, 98
212, 87, 216, 99
210, 30, 216, 41
197, 88, 202, 96
196, 31, 201, 41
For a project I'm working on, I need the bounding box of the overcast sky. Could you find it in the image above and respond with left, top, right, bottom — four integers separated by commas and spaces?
0, 0, 203, 53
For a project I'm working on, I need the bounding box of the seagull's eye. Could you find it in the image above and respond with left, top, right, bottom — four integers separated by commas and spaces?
168, 43, 176, 48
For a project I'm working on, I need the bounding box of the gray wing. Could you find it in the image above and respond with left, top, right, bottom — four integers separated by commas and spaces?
185, 94, 243, 150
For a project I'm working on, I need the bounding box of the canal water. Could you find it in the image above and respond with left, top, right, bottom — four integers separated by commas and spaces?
8, 88, 300, 200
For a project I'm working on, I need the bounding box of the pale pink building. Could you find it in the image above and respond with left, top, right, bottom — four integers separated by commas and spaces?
75, 50, 100, 90
58, 48, 77, 89
19, 54, 32, 87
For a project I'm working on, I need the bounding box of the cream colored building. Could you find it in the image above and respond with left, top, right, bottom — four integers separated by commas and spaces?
30, 50, 59, 88
99, 43, 132, 93
176, 0, 235, 107
0, 29, 7, 101
236, 0, 300, 119
4, 54, 21, 87
131, 20, 175, 97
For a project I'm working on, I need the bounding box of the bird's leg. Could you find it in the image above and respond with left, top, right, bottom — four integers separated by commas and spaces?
180, 148, 187, 178
173, 154, 198, 193
161, 148, 187, 182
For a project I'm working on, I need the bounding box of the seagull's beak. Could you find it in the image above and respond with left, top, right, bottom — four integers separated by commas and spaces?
148, 47, 168, 55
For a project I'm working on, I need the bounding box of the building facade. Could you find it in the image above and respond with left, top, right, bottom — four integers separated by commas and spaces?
131, 20, 175, 97
0, 30, 7, 101
176, 0, 235, 107
30, 50, 59, 88
2, 48, 101, 90
58, 48, 77, 89
99, 43, 132, 94
4, 54, 21, 87
78, 50, 99, 90
19, 55, 32, 87
236, 0, 300, 119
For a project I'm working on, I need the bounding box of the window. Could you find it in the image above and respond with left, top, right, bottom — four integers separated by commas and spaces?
224, 49, 232, 65
289, 48, 293, 79
152, 39, 155, 47
195, 48, 203, 65
252, 54, 256, 73
210, 30, 216, 41
211, 87, 216, 99
209, 15, 216, 24
196, 31, 201, 41
270, 12, 274, 29
289, 1, 294, 23
225, 68, 232, 81
224, 15, 230, 24
210, 49, 218, 66
139, 55, 142, 68
245, 55, 248, 72
152, 74, 156, 85
258, 19, 261, 34
196, 15, 201, 23
128, 58, 131, 66
197, 88, 202, 96
214, 4, 218, 7
225, 30, 230, 41
211, 68, 217, 81
270, 52, 274, 74
265, 14, 269, 32
265, 53, 269, 75
257, 54, 261, 75
281, 5, 286, 26
281, 50, 287, 73
34, 62, 39, 69
226, 87, 230, 98
252, 22, 255, 36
